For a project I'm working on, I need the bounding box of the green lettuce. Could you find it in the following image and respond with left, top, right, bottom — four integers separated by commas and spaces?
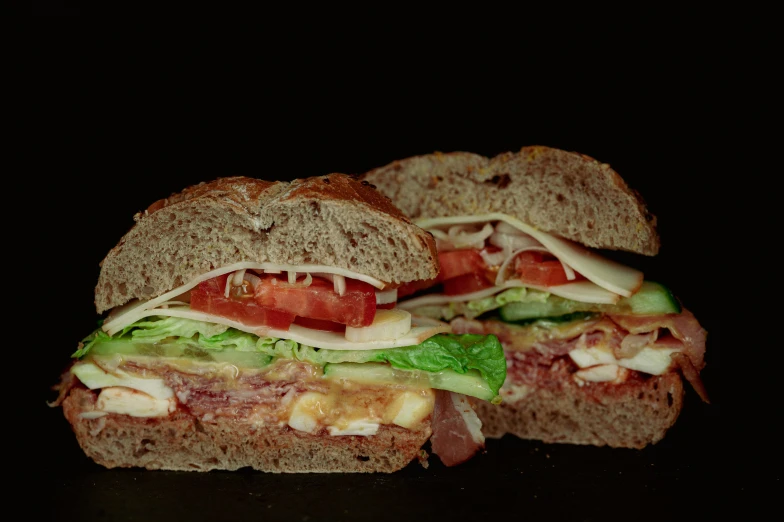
74, 316, 506, 395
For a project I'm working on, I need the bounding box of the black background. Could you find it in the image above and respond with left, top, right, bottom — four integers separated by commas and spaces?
23, 41, 772, 521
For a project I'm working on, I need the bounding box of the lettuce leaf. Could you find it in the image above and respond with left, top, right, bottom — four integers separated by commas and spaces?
74, 316, 506, 395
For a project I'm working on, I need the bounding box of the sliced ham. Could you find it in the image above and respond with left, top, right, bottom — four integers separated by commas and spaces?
451, 308, 708, 403
430, 391, 485, 467
610, 308, 707, 371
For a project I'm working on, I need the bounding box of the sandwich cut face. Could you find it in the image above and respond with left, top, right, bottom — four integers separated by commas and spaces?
52, 174, 507, 472
361, 146, 709, 449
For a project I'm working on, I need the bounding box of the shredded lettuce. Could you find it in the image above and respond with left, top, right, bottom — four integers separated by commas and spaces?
73, 315, 506, 395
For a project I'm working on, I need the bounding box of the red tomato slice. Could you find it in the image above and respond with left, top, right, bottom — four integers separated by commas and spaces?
376, 302, 397, 310
438, 249, 486, 281
514, 251, 584, 287
190, 274, 296, 330
255, 275, 376, 328
442, 272, 494, 296
397, 278, 439, 299
293, 316, 346, 332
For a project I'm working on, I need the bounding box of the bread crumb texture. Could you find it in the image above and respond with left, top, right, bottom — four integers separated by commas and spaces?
362, 145, 660, 257
95, 175, 439, 313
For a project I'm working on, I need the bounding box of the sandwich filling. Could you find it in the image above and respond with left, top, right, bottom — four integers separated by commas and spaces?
395, 214, 708, 403
56, 263, 506, 467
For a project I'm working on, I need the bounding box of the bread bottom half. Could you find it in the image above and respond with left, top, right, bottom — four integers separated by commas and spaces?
62, 387, 432, 473
474, 371, 684, 449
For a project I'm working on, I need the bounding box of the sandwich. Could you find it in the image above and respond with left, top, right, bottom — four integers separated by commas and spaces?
50, 174, 507, 472
361, 146, 708, 449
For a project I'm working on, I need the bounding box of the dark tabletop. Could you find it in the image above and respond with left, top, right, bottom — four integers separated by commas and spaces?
23, 46, 773, 521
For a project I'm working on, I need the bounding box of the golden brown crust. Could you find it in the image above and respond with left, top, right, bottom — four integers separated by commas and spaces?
362, 145, 660, 256
283, 174, 413, 224
141, 177, 283, 219
94, 173, 439, 313
63, 388, 432, 473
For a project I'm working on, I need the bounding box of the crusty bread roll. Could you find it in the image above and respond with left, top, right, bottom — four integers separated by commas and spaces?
473, 372, 683, 449
56, 174, 492, 474
361, 145, 706, 450
96, 174, 438, 313
363, 145, 659, 256
63, 388, 431, 473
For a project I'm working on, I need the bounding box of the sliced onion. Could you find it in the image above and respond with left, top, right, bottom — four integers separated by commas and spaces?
232, 269, 246, 287
479, 248, 506, 267
287, 271, 297, 284
264, 269, 282, 274
345, 309, 411, 342
375, 288, 398, 305
494, 246, 551, 286
243, 272, 261, 290
313, 273, 346, 296
488, 231, 541, 252
448, 223, 494, 248
224, 273, 233, 297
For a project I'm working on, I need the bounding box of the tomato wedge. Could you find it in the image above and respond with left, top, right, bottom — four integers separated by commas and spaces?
438, 250, 486, 281
190, 274, 296, 330
255, 275, 376, 328
442, 272, 494, 296
514, 251, 584, 287
293, 316, 346, 332
397, 277, 440, 299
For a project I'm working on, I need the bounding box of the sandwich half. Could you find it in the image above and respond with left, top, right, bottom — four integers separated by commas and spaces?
50, 174, 506, 472
362, 146, 708, 449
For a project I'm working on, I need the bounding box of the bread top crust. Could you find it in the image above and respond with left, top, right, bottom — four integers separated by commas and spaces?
362, 146, 660, 256
95, 174, 438, 314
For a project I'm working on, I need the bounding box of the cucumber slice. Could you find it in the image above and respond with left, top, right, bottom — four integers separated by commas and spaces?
499, 280, 681, 322
323, 362, 494, 402
89, 339, 272, 368
623, 281, 681, 315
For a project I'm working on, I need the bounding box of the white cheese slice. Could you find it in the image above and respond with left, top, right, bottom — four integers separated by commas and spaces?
105, 305, 449, 350
96, 387, 176, 418
398, 279, 620, 309
288, 392, 330, 434
574, 364, 622, 382
388, 391, 434, 430
326, 420, 380, 436
417, 214, 643, 298
102, 261, 388, 335
71, 362, 174, 400
569, 346, 681, 376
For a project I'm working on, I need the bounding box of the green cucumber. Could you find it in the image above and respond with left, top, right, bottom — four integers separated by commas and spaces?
624, 281, 680, 315
89, 339, 272, 368
323, 362, 494, 402
499, 281, 680, 322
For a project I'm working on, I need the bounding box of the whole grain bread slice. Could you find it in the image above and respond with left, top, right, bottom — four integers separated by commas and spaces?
361, 146, 659, 256
95, 174, 439, 313
63, 387, 431, 473
475, 372, 684, 449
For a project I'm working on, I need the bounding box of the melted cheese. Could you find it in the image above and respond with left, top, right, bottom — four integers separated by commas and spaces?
569, 345, 681, 375
286, 386, 435, 437
71, 362, 174, 399
418, 214, 643, 298
96, 387, 176, 417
